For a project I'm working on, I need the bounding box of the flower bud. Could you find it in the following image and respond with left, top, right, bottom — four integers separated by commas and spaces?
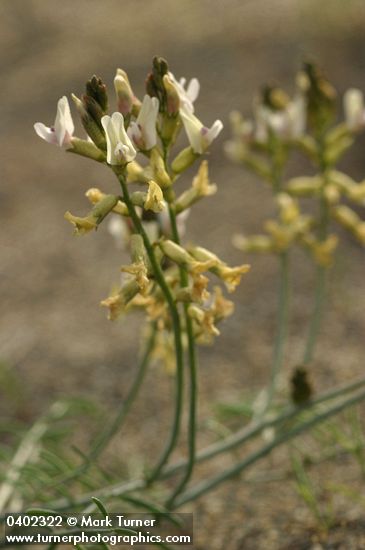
232, 234, 274, 253
329, 170, 357, 196
261, 84, 290, 111
68, 137, 106, 162
86, 75, 108, 113
163, 74, 180, 116
299, 62, 337, 132
82, 94, 105, 128
348, 182, 365, 203
286, 176, 322, 197
64, 194, 118, 235
149, 148, 172, 188
302, 234, 338, 267
145, 57, 169, 111
324, 134, 354, 166
85, 188, 128, 216
159, 240, 217, 274
171, 146, 199, 174
323, 184, 340, 205
277, 193, 300, 224
127, 161, 150, 184
72, 94, 106, 150
332, 205, 365, 244
343, 88, 365, 132
114, 69, 136, 116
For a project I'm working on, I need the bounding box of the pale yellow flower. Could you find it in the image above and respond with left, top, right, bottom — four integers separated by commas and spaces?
120, 261, 149, 294
144, 181, 165, 213
64, 212, 97, 235
101, 279, 140, 320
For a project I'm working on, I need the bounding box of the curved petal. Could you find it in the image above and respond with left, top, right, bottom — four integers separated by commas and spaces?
54, 96, 74, 146
34, 122, 57, 144
180, 104, 204, 153
187, 78, 200, 103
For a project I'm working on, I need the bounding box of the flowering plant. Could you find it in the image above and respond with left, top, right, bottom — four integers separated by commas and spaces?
1, 60, 364, 546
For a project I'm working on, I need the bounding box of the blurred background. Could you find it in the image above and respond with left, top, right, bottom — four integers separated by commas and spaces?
1, 1, 365, 547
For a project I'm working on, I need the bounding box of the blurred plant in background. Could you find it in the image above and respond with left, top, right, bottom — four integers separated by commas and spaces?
226, 61, 365, 411
1, 58, 365, 549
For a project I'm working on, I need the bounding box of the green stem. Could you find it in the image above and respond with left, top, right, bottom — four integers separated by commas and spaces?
302, 265, 326, 364
115, 170, 184, 482
260, 144, 290, 415
172, 388, 365, 508
262, 251, 290, 414
44, 376, 365, 511
302, 139, 330, 365
165, 204, 198, 508
89, 323, 157, 459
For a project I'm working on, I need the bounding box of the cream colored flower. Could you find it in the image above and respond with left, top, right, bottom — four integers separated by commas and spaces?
114, 69, 136, 116
128, 95, 159, 150
302, 234, 338, 267
180, 104, 223, 154
64, 212, 97, 235
120, 261, 149, 294
34, 96, 74, 147
168, 72, 200, 112
254, 95, 306, 142
64, 194, 118, 235
189, 246, 250, 292
343, 88, 365, 131
175, 161, 217, 212
101, 112, 136, 165
101, 279, 140, 320
144, 181, 165, 213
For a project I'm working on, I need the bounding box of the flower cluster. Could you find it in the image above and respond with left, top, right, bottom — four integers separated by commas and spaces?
34, 57, 248, 363
226, 62, 365, 267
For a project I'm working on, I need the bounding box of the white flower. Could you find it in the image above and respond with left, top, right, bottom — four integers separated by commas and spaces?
101, 112, 136, 165
254, 95, 306, 142
34, 96, 74, 147
180, 104, 223, 154
128, 95, 159, 151
168, 72, 200, 111
286, 95, 306, 138
114, 69, 135, 116
344, 88, 365, 131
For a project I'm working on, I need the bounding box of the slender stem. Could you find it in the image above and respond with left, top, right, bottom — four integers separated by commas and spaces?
165, 204, 198, 508
89, 323, 157, 459
44, 376, 365, 512
302, 138, 330, 364
115, 170, 184, 482
302, 265, 326, 364
261, 251, 290, 414
172, 388, 365, 508
259, 143, 290, 416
